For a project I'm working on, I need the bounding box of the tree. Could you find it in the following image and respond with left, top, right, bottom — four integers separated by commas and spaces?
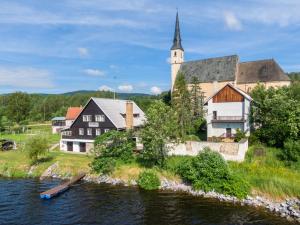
25, 135, 49, 164
172, 72, 192, 139
6, 92, 31, 123
140, 100, 179, 167
250, 84, 300, 147
190, 76, 205, 119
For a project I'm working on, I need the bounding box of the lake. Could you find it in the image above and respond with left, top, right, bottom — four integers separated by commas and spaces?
0, 178, 297, 225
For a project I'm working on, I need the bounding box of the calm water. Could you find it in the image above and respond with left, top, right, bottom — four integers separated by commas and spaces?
0, 178, 297, 225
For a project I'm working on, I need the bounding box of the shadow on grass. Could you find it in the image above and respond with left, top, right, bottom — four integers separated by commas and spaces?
32, 155, 54, 165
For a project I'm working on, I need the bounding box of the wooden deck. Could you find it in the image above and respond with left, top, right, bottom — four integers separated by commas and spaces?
40, 173, 86, 199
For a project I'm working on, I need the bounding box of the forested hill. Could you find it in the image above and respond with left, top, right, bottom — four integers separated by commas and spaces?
0, 90, 171, 123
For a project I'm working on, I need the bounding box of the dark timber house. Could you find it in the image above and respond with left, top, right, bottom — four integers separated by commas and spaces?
60, 98, 145, 153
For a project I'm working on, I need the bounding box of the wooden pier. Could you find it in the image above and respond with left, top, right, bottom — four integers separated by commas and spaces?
40, 173, 86, 199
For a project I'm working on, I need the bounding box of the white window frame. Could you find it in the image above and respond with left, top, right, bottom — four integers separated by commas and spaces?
95, 115, 105, 122
63, 131, 72, 136
96, 128, 101, 136
87, 128, 92, 136
104, 129, 110, 133
79, 128, 84, 136
83, 115, 92, 122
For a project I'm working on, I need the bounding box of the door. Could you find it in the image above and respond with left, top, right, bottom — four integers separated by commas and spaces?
226, 128, 232, 138
213, 111, 217, 120
79, 142, 86, 152
67, 142, 73, 151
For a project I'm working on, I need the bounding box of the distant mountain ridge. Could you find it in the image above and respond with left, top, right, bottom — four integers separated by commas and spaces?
61, 90, 152, 99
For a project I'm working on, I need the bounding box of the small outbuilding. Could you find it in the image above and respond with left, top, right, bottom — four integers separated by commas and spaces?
51, 117, 66, 134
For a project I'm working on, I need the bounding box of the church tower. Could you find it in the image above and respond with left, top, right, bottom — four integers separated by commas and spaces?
171, 12, 184, 90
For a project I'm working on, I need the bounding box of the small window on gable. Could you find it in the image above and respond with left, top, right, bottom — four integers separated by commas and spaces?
96, 129, 101, 136
104, 129, 110, 133
95, 115, 105, 122
83, 115, 92, 122
79, 128, 84, 136
87, 128, 92, 136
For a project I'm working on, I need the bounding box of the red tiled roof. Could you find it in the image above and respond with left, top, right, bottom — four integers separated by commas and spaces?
65, 107, 82, 120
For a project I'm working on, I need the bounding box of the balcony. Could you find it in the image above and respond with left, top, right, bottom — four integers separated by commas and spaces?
212, 116, 245, 123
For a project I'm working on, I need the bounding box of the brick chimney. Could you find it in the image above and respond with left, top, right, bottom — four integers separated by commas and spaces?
125, 101, 133, 130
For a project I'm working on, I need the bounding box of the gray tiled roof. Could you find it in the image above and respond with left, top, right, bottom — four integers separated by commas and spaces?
92, 98, 145, 129
179, 55, 238, 83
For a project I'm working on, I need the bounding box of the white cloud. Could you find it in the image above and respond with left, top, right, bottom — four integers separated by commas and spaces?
150, 86, 162, 95
224, 11, 242, 31
99, 85, 114, 92
118, 84, 133, 92
84, 69, 105, 76
0, 67, 54, 88
77, 47, 89, 57
109, 64, 118, 70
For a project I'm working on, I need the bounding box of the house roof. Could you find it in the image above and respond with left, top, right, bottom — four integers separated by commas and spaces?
51, 117, 65, 121
204, 83, 252, 105
237, 59, 290, 84
179, 55, 238, 83
91, 98, 145, 129
65, 107, 82, 120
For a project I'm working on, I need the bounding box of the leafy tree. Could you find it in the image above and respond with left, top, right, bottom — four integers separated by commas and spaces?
6, 92, 31, 123
250, 84, 300, 147
140, 100, 179, 167
281, 139, 300, 163
234, 129, 246, 142
172, 72, 192, 139
25, 135, 49, 164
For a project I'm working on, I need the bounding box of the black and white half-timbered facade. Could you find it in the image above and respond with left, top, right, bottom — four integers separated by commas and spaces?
60, 97, 145, 153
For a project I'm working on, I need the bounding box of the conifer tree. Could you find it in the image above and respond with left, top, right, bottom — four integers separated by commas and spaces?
172, 72, 192, 139
190, 76, 205, 119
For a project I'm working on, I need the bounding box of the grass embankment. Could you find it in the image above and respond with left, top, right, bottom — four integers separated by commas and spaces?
0, 150, 91, 178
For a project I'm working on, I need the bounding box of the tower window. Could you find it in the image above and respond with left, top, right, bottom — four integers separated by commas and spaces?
174, 51, 177, 57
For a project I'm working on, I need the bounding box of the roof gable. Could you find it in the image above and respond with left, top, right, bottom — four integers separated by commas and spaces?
204, 83, 252, 105
180, 55, 238, 83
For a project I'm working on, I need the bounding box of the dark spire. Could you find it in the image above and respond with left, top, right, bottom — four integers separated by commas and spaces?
171, 12, 184, 51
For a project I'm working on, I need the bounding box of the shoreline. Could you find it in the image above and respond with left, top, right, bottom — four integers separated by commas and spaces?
1, 162, 300, 224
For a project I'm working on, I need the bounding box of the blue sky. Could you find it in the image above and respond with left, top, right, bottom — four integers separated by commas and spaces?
0, 0, 299, 94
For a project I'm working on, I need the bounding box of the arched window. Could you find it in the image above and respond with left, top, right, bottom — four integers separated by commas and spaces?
174, 51, 177, 57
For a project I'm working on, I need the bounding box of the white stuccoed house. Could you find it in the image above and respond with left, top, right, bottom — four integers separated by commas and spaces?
204, 83, 253, 141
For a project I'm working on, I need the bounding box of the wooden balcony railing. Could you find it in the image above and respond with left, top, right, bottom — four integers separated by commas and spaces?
212, 116, 244, 122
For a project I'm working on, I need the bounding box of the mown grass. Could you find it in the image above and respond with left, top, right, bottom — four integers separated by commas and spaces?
0, 150, 92, 178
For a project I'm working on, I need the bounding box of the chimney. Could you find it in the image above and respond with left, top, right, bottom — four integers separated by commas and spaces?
125, 101, 133, 130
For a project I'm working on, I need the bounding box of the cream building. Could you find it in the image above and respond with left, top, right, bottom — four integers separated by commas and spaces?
170, 13, 291, 99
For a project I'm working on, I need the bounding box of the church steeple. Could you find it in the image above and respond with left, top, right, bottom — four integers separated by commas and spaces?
171, 12, 184, 51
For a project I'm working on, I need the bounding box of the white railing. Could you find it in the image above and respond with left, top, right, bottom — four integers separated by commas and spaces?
213, 116, 244, 121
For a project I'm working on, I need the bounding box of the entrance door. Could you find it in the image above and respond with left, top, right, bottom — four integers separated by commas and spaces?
226, 128, 232, 138
67, 142, 73, 151
79, 142, 86, 152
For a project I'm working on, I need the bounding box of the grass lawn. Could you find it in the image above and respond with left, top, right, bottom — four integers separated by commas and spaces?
0, 124, 60, 145
0, 150, 92, 178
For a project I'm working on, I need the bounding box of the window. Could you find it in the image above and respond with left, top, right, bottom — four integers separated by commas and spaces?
96, 129, 101, 136
133, 113, 140, 118
213, 111, 217, 120
95, 115, 105, 122
79, 128, 84, 136
62, 131, 72, 136
174, 51, 177, 57
104, 129, 110, 133
83, 115, 92, 122
87, 128, 92, 136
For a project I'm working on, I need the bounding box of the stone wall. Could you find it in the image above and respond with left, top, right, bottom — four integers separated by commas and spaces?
168, 139, 248, 162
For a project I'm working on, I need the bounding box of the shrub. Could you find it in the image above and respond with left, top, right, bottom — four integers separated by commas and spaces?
281, 139, 300, 162
25, 135, 49, 164
137, 170, 160, 190
176, 148, 249, 199
90, 157, 116, 174
234, 129, 246, 142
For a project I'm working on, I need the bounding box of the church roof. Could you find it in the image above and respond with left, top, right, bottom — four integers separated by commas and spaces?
179, 55, 238, 83
237, 59, 290, 83
171, 12, 184, 51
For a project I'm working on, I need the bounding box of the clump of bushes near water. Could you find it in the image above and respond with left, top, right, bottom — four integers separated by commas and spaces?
137, 170, 160, 190
175, 148, 250, 199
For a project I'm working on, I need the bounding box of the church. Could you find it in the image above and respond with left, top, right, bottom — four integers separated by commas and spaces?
170, 13, 291, 99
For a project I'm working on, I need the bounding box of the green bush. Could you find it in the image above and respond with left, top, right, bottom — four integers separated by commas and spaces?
137, 170, 160, 190
176, 148, 249, 199
94, 130, 135, 162
90, 157, 116, 174
281, 139, 300, 162
25, 135, 49, 164
234, 129, 246, 142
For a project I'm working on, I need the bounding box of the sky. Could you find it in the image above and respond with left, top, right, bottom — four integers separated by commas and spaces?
0, 0, 299, 94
